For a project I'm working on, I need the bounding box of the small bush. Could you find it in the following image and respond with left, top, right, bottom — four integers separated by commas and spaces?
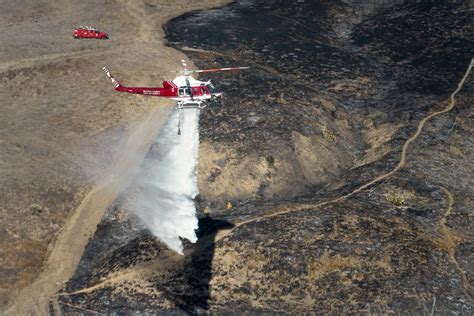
322, 126, 337, 143
266, 156, 275, 167
30, 203, 43, 215
384, 193, 405, 206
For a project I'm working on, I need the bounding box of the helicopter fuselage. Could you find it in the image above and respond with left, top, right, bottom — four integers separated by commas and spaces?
102, 68, 221, 105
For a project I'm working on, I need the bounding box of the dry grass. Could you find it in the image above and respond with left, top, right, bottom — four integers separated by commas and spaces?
308, 250, 362, 281
384, 192, 406, 206
383, 186, 417, 207
322, 126, 337, 143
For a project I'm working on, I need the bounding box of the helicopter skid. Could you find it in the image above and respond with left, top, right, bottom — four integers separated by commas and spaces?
176, 101, 207, 109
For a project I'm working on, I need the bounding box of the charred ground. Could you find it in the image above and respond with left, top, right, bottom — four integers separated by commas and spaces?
23, 0, 474, 314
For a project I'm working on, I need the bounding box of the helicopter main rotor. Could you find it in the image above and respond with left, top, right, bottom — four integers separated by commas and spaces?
176, 59, 249, 75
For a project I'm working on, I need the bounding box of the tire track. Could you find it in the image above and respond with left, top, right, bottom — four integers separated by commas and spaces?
0, 45, 133, 74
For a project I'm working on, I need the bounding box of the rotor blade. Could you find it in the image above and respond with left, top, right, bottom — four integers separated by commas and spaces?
173, 66, 250, 74
190, 66, 250, 73
181, 59, 189, 76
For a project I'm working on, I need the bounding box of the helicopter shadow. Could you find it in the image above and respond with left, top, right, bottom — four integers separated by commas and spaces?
161, 215, 234, 315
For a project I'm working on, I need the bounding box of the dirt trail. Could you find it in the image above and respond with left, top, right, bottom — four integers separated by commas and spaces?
0, 45, 129, 73
58, 250, 186, 297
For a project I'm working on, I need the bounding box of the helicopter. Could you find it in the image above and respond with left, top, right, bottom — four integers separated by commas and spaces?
102, 60, 249, 108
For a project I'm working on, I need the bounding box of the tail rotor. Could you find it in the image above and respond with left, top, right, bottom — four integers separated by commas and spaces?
102, 67, 122, 89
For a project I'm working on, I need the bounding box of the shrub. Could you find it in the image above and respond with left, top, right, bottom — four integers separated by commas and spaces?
384, 193, 405, 206
322, 126, 337, 143
30, 203, 43, 215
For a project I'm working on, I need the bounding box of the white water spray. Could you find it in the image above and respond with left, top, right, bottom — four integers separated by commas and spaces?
132, 108, 200, 254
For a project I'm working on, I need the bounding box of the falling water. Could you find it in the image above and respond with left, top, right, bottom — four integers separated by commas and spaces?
132, 108, 200, 254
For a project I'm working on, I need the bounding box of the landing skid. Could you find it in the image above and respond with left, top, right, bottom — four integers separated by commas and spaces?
176, 101, 207, 109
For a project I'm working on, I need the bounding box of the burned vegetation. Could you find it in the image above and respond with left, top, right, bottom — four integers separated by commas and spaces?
59, 1, 473, 314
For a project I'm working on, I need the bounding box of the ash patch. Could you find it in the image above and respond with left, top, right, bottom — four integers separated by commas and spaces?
353, 2, 474, 94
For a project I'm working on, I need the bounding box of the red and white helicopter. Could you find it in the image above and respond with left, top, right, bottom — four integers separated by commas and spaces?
102, 60, 249, 108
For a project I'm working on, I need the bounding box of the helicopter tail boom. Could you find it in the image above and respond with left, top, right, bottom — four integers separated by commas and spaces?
102, 67, 167, 96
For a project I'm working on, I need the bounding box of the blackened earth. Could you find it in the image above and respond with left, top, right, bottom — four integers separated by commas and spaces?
60, 1, 473, 314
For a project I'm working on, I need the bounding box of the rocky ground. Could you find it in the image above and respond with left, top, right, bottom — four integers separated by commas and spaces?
2, 0, 473, 314
56, 1, 473, 315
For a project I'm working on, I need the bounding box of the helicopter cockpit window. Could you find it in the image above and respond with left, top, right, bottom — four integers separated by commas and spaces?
179, 88, 191, 96
207, 83, 218, 93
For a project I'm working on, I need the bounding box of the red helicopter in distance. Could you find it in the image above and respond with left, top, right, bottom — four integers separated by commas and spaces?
102, 60, 249, 108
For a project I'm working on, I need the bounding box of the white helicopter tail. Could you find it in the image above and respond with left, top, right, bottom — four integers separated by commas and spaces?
102, 67, 123, 89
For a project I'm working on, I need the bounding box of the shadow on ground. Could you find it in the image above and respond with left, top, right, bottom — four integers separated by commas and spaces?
161, 216, 234, 314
